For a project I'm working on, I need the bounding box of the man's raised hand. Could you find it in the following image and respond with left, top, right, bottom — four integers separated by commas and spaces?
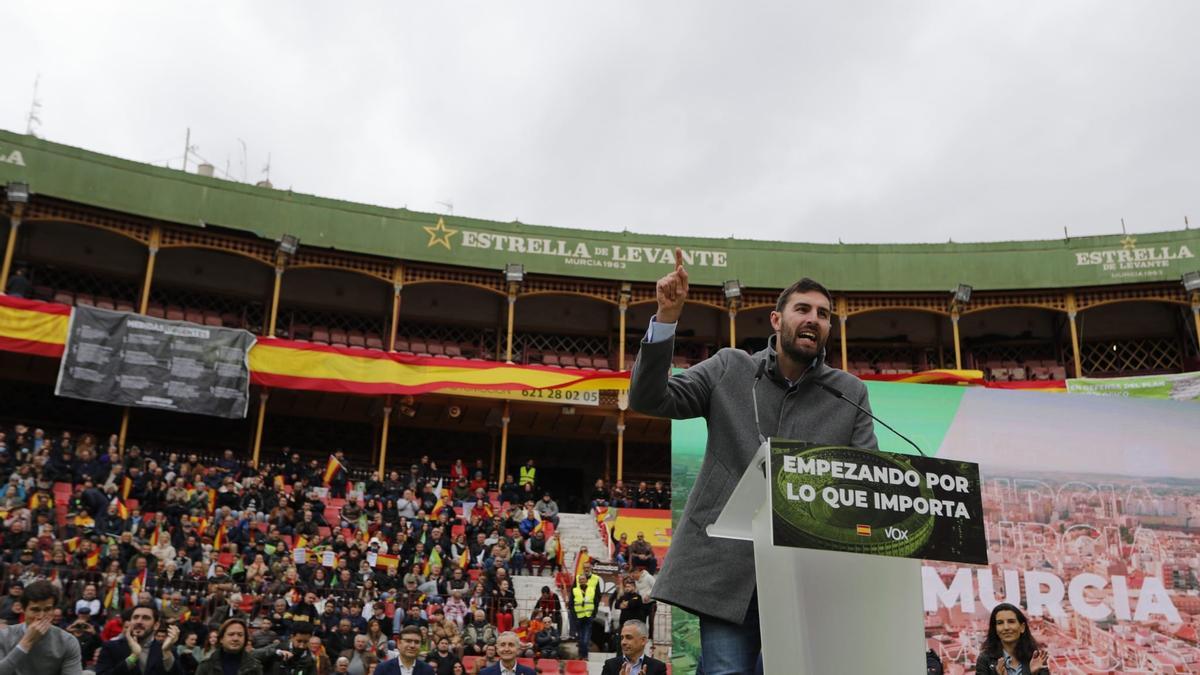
655, 247, 689, 324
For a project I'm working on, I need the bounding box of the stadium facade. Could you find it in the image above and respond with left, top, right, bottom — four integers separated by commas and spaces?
1, 129, 1197, 504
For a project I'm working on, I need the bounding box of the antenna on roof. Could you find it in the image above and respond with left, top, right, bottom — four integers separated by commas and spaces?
1063, 226, 1070, 241
237, 138, 248, 181
262, 153, 272, 182
435, 200, 454, 215
25, 74, 42, 137
1186, 216, 1190, 230
1121, 218, 1127, 234
181, 128, 198, 173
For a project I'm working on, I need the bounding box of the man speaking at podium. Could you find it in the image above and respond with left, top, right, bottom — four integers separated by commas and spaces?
629, 249, 878, 675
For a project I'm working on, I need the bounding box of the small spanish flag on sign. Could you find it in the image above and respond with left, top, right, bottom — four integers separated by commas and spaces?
322, 455, 344, 486
856, 524, 872, 537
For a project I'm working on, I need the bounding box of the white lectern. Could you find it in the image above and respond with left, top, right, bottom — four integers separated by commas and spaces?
707, 441, 925, 674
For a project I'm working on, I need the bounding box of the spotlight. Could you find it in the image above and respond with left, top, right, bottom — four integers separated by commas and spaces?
951, 283, 973, 306
723, 280, 743, 301
278, 234, 300, 256
504, 263, 525, 284
5, 182, 29, 204
1183, 271, 1200, 293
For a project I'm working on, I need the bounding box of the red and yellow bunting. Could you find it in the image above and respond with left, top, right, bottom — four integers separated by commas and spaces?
249, 338, 629, 395
0, 296, 1073, 398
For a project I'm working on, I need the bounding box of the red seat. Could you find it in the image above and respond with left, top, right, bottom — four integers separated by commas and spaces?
410, 340, 428, 355
221, 312, 240, 328
185, 308, 204, 325
116, 300, 135, 313
53, 290, 75, 306
451, 524, 465, 538
75, 293, 95, 307
95, 296, 116, 310
348, 330, 366, 348
203, 311, 222, 327
311, 326, 330, 344
365, 332, 384, 350
518, 658, 535, 669
146, 302, 165, 318
395, 338, 411, 353
536, 659, 560, 673
564, 661, 589, 674
291, 323, 312, 340
166, 304, 185, 321
462, 656, 480, 672
330, 328, 348, 346
542, 353, 560, 366
574, 354, 592, 369
559, 353, 578, 369
427, 341, 445, 356
445, 343, 465, 359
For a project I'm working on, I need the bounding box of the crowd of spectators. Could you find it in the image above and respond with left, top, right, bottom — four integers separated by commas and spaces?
587, 480, 671, 512
0, 422, 667, 674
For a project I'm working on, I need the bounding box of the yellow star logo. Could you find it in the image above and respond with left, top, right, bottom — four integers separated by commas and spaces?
423, 217, 458, 250
1120, 235, 1137, 251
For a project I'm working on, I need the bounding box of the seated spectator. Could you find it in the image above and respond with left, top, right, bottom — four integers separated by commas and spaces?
628, 532, 658, 573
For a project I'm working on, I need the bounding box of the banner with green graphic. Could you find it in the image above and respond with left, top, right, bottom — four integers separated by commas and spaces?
670, 381, 1200, 672
1067, 371, 1200, 401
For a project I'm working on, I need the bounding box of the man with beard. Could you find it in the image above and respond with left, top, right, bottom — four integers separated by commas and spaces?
629, 250, 878, 675
95, 603, 181, 674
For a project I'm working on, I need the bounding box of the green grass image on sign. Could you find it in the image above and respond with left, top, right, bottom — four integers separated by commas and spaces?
769, 440, 987, 565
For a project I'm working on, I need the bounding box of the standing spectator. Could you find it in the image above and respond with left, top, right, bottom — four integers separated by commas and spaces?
5, 267, 31, 298
569, 563, 600, 660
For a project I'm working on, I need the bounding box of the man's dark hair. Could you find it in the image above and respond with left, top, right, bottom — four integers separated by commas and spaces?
775, 278, 834, 313
127, 602, 160, 623
398, 625, 422, 640
22, 580, 59, 605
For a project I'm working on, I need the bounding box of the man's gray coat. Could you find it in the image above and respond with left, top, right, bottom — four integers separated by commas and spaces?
629, 335, 878, 624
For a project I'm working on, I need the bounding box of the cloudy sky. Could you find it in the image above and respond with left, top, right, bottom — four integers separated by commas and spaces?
5, 2, 1199, 244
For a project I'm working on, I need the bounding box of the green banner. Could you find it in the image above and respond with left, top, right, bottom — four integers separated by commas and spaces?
1067, 372, 1200, 401
769, 441, 986, 564
3, 129, 1199, 291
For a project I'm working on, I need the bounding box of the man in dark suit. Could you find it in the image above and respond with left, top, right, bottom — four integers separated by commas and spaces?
95, 603, 181, 675
374, 626, 434, 675
478, 632, 535, 675
601, 621, 667, 675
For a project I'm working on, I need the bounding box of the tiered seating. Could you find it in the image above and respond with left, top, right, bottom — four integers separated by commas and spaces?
983, 359, 1066, 381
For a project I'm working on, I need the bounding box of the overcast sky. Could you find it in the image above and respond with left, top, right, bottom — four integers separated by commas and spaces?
6, 2, 1200, 245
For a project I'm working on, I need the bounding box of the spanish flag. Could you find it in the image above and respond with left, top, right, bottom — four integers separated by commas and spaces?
121, 476, 133, 500
554, 534, 565, 569
86, 548, 101, 570
481, 502, 494, 518
295, 534, 308, 550
64, 536, 81, 553
430, 496, 448, 519
856, 524, 872, 537
574, 549, 590, 578
115, 499, 129, 520
131, 569, 147, 593
213, 524, 226, 550
103, 583, 117, 610
532, 519, 545, 536
149, 526, 160, 547
375, 553, 400, 571
273, 474, 286, 490
457, 547, 470, 570
206, 488, 217, 514
322, 455, 345, 486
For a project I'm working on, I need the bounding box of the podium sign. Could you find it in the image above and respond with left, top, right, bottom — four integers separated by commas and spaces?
769, 441, 987, 565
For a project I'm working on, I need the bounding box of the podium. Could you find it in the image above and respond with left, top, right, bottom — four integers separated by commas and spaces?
707, 440, 926, 674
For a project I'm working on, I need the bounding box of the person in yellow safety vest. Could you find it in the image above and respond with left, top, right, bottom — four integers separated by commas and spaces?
519, 459, 537, 489
571, 562, 600, 659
